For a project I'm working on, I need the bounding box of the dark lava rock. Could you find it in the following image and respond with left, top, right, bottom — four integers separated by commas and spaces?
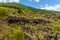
7, 16, 51, 24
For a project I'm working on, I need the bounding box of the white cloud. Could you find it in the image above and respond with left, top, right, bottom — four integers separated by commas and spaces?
0, 0, 20, 3
34, 0, 40, 2
29, 0, 40, 2
40, 4, 60, 11
0, 0, 3, 3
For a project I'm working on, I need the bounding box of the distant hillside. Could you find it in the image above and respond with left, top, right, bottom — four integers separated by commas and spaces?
0, 3, 60, 40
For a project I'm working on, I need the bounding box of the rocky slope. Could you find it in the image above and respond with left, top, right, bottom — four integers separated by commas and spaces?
0, 3, 60, 40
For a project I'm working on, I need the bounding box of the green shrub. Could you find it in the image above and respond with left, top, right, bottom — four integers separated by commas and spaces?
0, 7, 9, 17
13, 29, 24, 40
55, 25, 60, 31
9, 23, 18, 28
5, 30, 11, 36
29, 21, 33, 24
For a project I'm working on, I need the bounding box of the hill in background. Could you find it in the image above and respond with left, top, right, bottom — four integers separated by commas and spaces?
0, 3, 60, 40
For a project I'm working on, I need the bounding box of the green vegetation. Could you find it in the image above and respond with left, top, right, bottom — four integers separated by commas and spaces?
55, 25, 60, 31
0, 3, 60, 40
0, 7, 9, 18
13, 29, 24, 40
9, 23, 18, 28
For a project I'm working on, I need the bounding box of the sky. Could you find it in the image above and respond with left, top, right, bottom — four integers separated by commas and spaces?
0, 0, 60, 11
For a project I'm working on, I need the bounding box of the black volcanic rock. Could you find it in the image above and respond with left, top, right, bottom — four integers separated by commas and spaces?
7, 16, 51, 24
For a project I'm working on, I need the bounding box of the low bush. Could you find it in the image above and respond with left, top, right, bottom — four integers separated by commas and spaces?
9, 23, 18, 28
55, 25, 60, 31
0, 7, 9, 18
13, 29, 24, 40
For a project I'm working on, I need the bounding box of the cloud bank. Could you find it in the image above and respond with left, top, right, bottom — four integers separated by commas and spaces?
0, 0, 19, 3
40, 4, 60, 11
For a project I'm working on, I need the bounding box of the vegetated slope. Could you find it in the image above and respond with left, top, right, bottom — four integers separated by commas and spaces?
0, 3, 60, 40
